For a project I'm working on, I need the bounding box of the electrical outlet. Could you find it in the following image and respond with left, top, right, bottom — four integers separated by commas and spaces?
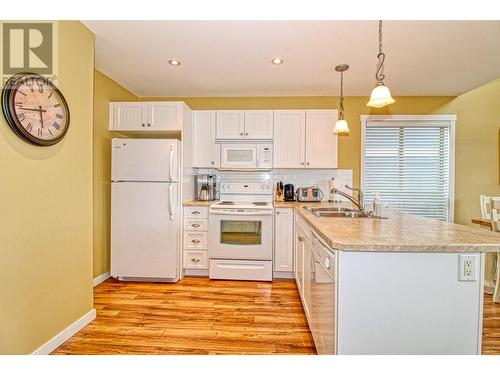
458, 254, 478, 281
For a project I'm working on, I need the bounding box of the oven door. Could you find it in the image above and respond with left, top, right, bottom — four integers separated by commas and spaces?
209, 210, 273, 260
220, 144, 258, 169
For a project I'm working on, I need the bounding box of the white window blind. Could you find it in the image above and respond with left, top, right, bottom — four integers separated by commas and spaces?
362, 119, 453, 221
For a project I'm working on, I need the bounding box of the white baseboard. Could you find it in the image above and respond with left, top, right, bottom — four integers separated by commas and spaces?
273, 271, 294, 279
184, 269, 209, 277
93, 272, 110, 287
32, 309, 96, 355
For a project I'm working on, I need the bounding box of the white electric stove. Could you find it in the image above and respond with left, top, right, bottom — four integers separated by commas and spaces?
208, 180, 274, 281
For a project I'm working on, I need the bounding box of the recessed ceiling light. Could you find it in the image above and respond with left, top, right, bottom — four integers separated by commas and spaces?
168, 59, 181, 66
271, 58, 284, 65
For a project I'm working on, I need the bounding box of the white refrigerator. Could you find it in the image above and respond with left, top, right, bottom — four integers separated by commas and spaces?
110, 138, 181, 281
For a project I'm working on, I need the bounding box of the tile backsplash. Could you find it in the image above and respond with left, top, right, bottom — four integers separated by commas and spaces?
195, 168, 353, 202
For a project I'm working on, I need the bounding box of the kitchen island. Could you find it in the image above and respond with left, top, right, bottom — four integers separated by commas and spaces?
288, 202, 500, 355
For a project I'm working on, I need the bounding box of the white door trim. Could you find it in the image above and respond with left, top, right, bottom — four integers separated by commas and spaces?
31, 309, 96, 354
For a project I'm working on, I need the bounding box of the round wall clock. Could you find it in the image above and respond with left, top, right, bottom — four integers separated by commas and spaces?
1, 73, 70, 146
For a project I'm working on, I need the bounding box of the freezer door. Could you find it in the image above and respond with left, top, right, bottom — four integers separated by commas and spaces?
111, 182, 179, 279
111, 138, 179, 182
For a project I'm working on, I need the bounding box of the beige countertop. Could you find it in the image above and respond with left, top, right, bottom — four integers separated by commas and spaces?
183, 200, 218, 207
293, 203, 500, 253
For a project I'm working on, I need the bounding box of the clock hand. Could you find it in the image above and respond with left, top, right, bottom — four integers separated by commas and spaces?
19, 107, 47, 112
38, 105, 44, 128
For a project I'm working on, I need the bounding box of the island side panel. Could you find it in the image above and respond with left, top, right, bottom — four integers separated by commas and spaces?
336, 251, 484, 354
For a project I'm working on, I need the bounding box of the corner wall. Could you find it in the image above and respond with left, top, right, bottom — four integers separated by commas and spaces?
0, 21, 95, 354
93, 70, 137, 278
434, 78, 500, 225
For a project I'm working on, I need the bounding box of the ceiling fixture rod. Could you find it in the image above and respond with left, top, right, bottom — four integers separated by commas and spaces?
367, 20, 395, 108
333, 64, 349, 134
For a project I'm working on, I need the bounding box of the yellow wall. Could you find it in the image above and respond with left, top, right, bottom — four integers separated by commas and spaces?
434, 78, 500, 224
0, 21, 95, 354
93, 70, 137, 277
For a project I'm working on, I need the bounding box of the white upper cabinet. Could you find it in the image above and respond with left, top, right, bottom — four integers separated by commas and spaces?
149, 102, 182, 130
274, 110, 306, 168
273, 109, 338, 169
111, 102, 149, 130
305, 110, 338, 168
193, 111, 220, 168
216, 110, 245, 139
215, 110, 273, 140
244, 110, 273, 139
110, 102, 185, 131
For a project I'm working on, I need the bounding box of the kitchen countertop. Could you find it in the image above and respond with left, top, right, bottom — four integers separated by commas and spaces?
183, 200, 218, 207
293, 202, 500, 253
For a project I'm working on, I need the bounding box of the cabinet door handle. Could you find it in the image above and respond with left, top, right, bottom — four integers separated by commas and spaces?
306, 162, 310, 166
191, 239, 201, 244
141, 123, 145, 127
147, 123, 151, 127
301, 162, 305, 166
240, 132, 244, 136
191, 258, 200, 263
192, 211, 200, 215
191, 223, 201, 228
298, 236, 304, 242
245, 132, 248, 136
211, 161, 215, 165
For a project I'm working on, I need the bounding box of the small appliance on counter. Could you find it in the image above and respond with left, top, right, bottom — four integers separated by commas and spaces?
276, 181, 284, 202
284, 184, 295, 201
296, 186, 324, 202
195, 174, 217, 201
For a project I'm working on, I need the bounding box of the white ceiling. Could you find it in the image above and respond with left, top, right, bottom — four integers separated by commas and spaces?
83, 20, 500, 97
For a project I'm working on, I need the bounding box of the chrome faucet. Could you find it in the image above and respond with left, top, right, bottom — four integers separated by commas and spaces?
330, 185, 365, 211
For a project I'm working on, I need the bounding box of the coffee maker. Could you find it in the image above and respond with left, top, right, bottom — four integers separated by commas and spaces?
195, 174, 217, 201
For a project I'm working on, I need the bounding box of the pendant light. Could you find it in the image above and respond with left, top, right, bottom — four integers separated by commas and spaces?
333, 64, 349, 134
367, 20, 396, 108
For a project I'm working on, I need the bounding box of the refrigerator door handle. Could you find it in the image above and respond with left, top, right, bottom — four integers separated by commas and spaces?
169, 145, 175, 181
168, 184, 174, 220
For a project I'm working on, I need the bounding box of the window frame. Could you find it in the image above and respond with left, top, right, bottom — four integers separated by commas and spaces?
360, 115, 456, 222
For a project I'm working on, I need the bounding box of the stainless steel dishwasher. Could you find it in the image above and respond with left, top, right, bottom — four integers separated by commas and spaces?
310, 231, 336, 355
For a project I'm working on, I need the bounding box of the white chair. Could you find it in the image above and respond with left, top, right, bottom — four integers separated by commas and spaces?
489, 197, 500, 303
480, 194, 492, 220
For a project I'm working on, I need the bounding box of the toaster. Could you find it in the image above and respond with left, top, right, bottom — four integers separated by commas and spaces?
296, 186, 324, 202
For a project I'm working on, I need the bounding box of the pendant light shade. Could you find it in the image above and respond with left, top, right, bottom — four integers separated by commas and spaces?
333, 119, 349, 133
367, 20, 395, 108
333, 64, 349, 134
367, 83, 396, 108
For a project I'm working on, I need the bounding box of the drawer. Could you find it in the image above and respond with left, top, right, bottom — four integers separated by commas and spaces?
183, 206, 208, 219
183, 231, 208, 249
183, 250, 208, 269
184, 219, 207, 231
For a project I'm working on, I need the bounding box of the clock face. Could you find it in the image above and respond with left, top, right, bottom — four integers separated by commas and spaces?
1, 73, 70, 146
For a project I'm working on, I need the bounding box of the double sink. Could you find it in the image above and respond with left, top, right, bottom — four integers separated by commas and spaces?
304, 206, 383, 219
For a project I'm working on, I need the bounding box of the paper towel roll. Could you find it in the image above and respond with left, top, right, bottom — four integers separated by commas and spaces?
328, 178, 339, 202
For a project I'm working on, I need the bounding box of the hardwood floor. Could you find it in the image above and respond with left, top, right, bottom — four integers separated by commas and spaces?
482, 292, 500, 355
53, 277, 500, 355
52, 277, 316, 355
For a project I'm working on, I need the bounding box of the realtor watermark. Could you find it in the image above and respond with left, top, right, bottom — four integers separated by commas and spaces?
1, 21, 58, 86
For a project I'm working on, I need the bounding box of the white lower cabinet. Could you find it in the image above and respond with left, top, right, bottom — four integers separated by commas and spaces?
183, 250, 209, 269
183, 206, 208, 271
274, 208, 294, 272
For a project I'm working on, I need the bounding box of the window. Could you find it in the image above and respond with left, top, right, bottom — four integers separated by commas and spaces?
361, 115, 455, 222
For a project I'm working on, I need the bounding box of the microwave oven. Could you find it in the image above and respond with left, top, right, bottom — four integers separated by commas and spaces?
219, 143, 273, 170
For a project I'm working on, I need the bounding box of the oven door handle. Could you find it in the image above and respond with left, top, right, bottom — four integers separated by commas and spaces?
209, 210, 273, 216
